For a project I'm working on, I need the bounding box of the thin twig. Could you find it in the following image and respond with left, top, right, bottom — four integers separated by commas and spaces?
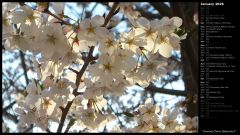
21, 2, 73, 26
145, 84, 187, 97
56, 101, 73, 133
68, 67, 78, 74
102, 2, 119, 27
3, 101, 16, 112
43, 9, 72, 25
64, 118, 76, 133
19, 48, 29, 85
56, 3, 120, 133
46, 128, 51, 133
107, 102, 124, 128
90, 3, 98, 17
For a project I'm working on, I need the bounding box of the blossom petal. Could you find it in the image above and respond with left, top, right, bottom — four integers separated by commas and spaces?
91, 15, 105, 27
137, 17, 150, 29
171, 16, 182, 28
157, 43, 173, 58
80, 19, 91, 30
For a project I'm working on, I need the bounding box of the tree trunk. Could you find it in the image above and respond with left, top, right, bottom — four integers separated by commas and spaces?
171, 2, 199, 117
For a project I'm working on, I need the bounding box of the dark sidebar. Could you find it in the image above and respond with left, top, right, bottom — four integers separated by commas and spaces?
199, 1, 240, 134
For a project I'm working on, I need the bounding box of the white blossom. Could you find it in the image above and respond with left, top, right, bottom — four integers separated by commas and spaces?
138, 98, 160, 123
78, 15, 105, 46
5, 4, 193, 132
120, 29, 146, 54
90, 54, 124, 87
11, 5, 41, 26
134, 17, 159, 52
182, 116, 198, 131
137, 54, 167, 82
39, 24, 70, 59
98, 29, 116, 55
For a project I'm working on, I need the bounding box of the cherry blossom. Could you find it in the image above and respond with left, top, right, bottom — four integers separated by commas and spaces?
39, 24, 70, 59
137, 54, 167, 82
2, 9, 14, 35
113, 49, 137, 72
120, 29, 146, 54
78, 15, 106, 46
161, 107, 179, 132
50, 2, 65, 15
11, 5, 41, 26
89, 54, 124, 87
98, 29, 116, 55
74, 108, 107, 130
134, 17, 159, 52
2, 2, 198, 133
138, 98, 160, 123
109, 2, 140, 26
182, 116, 198, 131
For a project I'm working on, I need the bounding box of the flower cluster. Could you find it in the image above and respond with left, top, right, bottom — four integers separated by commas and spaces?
2, 2, 196, 133
127, 98, 198, 133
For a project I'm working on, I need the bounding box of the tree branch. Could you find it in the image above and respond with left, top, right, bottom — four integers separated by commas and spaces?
145, 84, 187, 97
56, 101, 73, 133
56, 3, 120, 133
3, 101, 16, 112
107, 102, 124, 128
74, 46, 95, 91
23, 124, 33, 133
102, 2, 119, 27
64, 118, 75, 133
19, 51, 29, 85
46, 128, 51, 133
137, 8, 161, 19
2, 110, 18, 123
68, 67, 78, 74
170, 2, 198, 117
43, 9, 72, 26
21, 2, 73, 26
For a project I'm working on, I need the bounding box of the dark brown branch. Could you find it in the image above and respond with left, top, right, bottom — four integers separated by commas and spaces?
57, 101, 73, 133
145, 84, 187, 97
46, 128, 51, 133
74, 46, 95, 90
19, 51, 29, 85
90, 3, 98, 16
2, 110, 18, 123
3, 101, 16, 112
56, 3, 120, 133
170, 2, 198, 117
137, 8, 161, 19
64, 118, 76, 133
68, 67, 78, 74
21, 2, 73, 26
107, 102, 124, 128
23, 124, 33, 133
56, 38, 93, 134
43, 10, 72, 26
102, 2, 119, 27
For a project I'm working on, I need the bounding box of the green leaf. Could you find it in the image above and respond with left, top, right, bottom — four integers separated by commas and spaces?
19, 2, 25, 6
62, 14, 70, 19
123, 112, 134, 117
33, 78, 38, 86
68, 118, 76, 127
175, 28, 186, 37
40, 83, 44, 91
